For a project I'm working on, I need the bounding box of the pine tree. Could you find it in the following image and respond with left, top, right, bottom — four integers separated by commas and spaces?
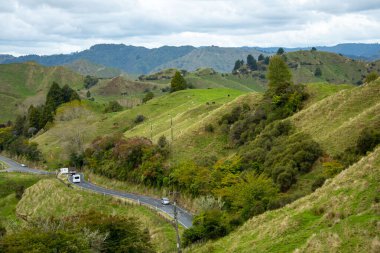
276, 48, 285, 55
258, 54, 265, 61
28, 105, 40, 130
314, 67, 322, 77
46, 82, 63, 110
170, 71, 187, 93
247, 54, 257, 71
267, 55, 292, 93
264, 56, 270, 65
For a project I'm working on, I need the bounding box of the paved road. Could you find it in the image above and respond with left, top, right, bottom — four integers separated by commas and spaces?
68, 174, 193, 228
0, 155, 193, 228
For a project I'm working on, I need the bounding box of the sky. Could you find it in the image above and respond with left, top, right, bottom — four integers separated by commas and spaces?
0, 0, 380, 56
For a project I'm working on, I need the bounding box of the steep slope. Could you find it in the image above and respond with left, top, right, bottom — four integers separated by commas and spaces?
291, 80, 380, 156
191, 146, 380, 253
0, 62, 83, 121
153, 46, 266, 73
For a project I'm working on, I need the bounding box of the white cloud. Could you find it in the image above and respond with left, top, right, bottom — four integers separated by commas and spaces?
0, 0, 379, 55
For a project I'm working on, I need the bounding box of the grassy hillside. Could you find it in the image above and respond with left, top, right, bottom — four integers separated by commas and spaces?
189, 146, 380, 253
0, 62, 83, 121
140, 68, 266, 92
16, 178, 178, 253
33, 88, 245, 166
291, 80, 380, 156
286, 50, 376, 85
0, 173, 44, 230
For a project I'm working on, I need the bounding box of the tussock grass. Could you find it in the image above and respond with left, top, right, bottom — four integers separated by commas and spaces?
188, 147, 380, 253
16, 178, 179, 253
0, 173, 43, 230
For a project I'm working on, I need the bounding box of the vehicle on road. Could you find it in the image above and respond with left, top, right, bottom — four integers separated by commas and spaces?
161, 197, 170, 205
72, 174, 81, 183
21, 164, 26, 167
60, 168, 69, 174
69, 170, 77, 175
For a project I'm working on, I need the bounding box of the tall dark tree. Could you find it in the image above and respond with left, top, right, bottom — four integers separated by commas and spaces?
264, 56, 270, 65
46, 82, 64, 110
314, 67, 322, 77
276, 47, 285, 55
170, 71, 187, 92
28, 105, 41, 130
62, 84, 80, 103
258, 54, 265, 61
247, 54, 258, 71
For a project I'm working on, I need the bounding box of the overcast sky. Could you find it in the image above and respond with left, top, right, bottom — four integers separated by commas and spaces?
1, 0, 380, 56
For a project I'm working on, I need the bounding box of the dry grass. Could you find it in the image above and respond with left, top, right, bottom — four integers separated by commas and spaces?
188, 147, 380, 253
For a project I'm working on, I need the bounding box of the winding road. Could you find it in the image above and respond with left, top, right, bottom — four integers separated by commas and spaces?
0, 155, 193, 228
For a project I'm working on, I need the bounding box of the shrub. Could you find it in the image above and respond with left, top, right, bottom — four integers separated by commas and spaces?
364, 71, 379, 83
134, 114, 146, 123
104, 101, 123, 113
311, 176, 326, 191
205, 124, 214, 133
142, 92, 154, 103
15, 185, 25, 200
356, 127, 380, 155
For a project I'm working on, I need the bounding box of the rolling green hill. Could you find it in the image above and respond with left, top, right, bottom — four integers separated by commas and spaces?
0, 62, 84, 121
32, 88, 246, 166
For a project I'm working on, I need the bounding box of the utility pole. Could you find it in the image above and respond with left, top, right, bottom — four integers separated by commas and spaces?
150, 123, 153, 141
171, 191, 182, 253
168, 115, 181, 253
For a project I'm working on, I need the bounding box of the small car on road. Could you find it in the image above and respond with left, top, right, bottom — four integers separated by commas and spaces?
21, 164, 26, 167
161, 197, 170, 205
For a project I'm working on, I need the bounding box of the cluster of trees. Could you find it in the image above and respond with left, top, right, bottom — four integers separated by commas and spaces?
84, 75, 99, 89
0, 211, 154, 253
170, 71, 187, 92
84, 134, 170, 187
0, 82, 80, 162
104, 101, 123, 113
19, 82, 80, 136
232, 54, 270, 74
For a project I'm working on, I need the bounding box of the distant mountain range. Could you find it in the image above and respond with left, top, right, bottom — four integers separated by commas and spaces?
1, 43, 379, 74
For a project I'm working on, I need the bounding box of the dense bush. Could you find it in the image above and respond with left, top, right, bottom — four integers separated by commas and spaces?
183, 209, 229, 246
6, 137, 41, 161
0, 211, 154, 253
85, 135, 169, 187
84, 75, 99, 89
337, 126, 380, 166
134, 114, 146, 123
142, 91, 154, 103
104, 101, 123, 113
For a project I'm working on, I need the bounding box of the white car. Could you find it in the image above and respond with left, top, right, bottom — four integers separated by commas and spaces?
21, 164, 26, 167
72, 174, 81, 183
161, 197, 170, 205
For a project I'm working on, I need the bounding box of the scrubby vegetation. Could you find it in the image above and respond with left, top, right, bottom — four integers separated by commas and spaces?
0, 211, 154, 253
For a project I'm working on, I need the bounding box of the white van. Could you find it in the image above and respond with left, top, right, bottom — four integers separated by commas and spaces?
72, 174, 81, 183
